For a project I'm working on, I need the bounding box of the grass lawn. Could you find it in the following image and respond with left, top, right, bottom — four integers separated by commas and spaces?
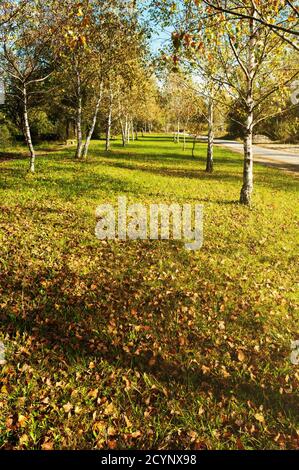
0, 135, 298, 450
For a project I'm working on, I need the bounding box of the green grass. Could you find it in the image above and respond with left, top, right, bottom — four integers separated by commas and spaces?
0, 135, 298, 450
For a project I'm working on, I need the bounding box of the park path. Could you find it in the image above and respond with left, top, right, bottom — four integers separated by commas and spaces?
213, 138, 299, 173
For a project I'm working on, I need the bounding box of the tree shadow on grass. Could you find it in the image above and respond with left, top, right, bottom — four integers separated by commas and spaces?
90, 158, 299, 193
0, 167, 141, 201
0, 151, 29, 162
101, 160, 242, 182
0, 239, 297, 424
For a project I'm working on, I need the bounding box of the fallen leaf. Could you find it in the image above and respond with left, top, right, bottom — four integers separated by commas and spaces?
108, 426, 117, 436
103, 402, 116, 416
237, 350, 245, 362
236, 437, 245, 450
88, 388, 98, 399
93, 421, 106, 434
19, 434, 29, 445
107, 439, 117, 449
124, 415, 132, 428
18, 414, 27, 427
41, 440, 54, 450
63, 402, 73, 413
254, 413, 265, 423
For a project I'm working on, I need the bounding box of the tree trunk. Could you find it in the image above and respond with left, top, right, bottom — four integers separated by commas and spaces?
120, 118, 126, 146
183, 128, 186, 151
126, 116, 130, 144
206, 98, 214, 173
105, 87, 113, 152
177, 119, 180, 143
118, 97, 126, 146
82, 82, 103, 160
192, 135, 197, 158
239, 12, 256, 206
66, 120, 70, 140
240, 109, 254, 205
23, 84, 36, 173
75, 68, 83, 159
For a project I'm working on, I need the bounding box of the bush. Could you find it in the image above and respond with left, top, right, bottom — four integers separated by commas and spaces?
0, 124, 12, 146
0, 112, 18, 145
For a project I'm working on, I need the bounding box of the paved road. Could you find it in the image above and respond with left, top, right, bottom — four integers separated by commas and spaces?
195, 136, 299, 173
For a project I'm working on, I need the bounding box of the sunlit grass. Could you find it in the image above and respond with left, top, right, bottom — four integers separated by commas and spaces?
0, 135, 298, 449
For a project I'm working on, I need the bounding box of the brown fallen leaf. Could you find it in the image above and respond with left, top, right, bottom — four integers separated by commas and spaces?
148, 357, 156, 367
237, 350, 246, 362
124, 415, 132, 428
107, 439, 117, 449
88, 388, 99, 399
103, 401, 117, 417
108, 426, 117, 436
93, 421, 106, 434
41, 440, 54, 450
254, 413, 265, 423
19, 434, 29, 446
63, 402, 73, 413
236, 437, 245, 450
18, 414, 27, 428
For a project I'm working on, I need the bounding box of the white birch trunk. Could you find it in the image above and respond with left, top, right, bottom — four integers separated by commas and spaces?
23, 84, 36, 173
126, 116, 130, 144
240, 108, 254, 205
105, 87, 113, 152
206, 98, 214, 173
75, 67, 83, 159
120, 118, 126, 146
240, 12, 256, 205
124, 116, 128, 144
82, 82, 103, 160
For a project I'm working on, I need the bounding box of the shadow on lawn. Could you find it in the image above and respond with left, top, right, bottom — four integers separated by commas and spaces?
96, 147, 240, 165
1, 139, 297, 199
1, 240, 297, 422
102, 160, 242, 182
0, 151, 28, 161
0, 166, 141, 200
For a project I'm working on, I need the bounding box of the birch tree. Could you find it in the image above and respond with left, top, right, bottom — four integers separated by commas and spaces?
155, 0, 299, 204
213, 8, 299, 204
197, 1, 299, 51
0, 0, 55, 172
